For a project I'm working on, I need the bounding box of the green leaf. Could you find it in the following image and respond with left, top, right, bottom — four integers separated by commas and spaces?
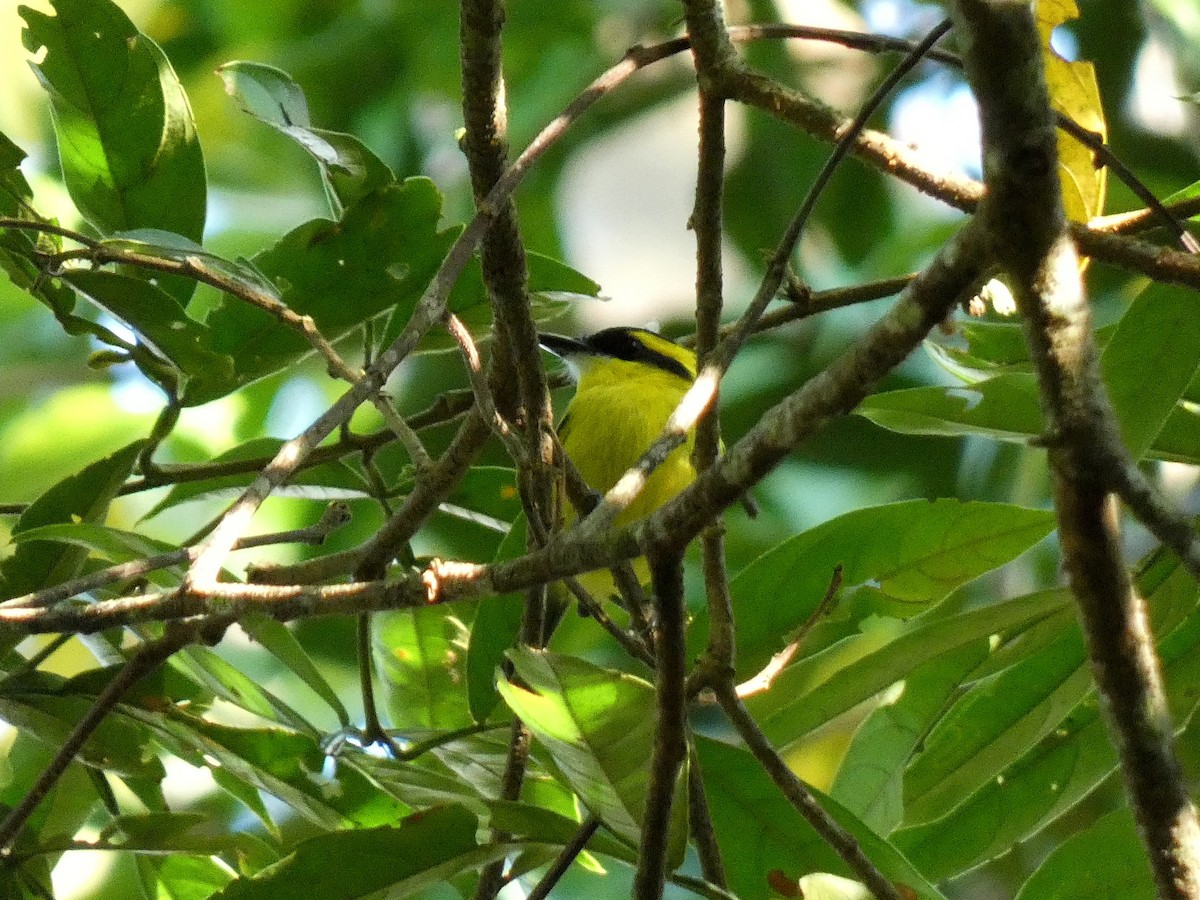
142, 438, 373, 519
1100, 282, 1200, 459
8, 521, 182, 590
216, 61, 395, 213
486, 799, 635, 864
381, 250, 601, 354
375, 604, 476, 731
101, 811, 258, 857
696, 736, 944, 900
497, 648, 687, 856
442, 466, 521, 530
62, 269, 235, 396
752, 589, 1071, 747
696, 499, 1056, 681
0, 129, 34, 217
171, 645, 315, 733
211, 805, 486, 900
240, 615, 350, 729
126, 708, 403, 830
901, 618, 1089, 827
893, 582, 1200, 880
903, 545, 1197, 828
0, 132, 82, 320
829, 640, 989, 835
139, 854, 238, 900
466, 514, 527, 723
349, 748, 486, 813
195, 179, 456, 403
859, 372, 1200, 465
10, 521, 171, 558
1, 440, 142, 600
0, 671, 164, 778
1014, 809, 1153, 900
20, 0, 205, 242
858, 373, 1044, 442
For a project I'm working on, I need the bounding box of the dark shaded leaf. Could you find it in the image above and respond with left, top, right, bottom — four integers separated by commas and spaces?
62, 269, 234, 396
211, 805, 486, 900
1014, 809, 1152, 900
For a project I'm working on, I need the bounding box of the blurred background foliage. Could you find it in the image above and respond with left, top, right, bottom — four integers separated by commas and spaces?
1, 0, 1200, 897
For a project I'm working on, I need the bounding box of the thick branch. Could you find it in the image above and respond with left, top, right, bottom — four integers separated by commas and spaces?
953, 1, 1200, 896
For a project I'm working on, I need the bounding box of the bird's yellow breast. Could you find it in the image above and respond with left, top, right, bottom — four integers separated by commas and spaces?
558, 358, 696, 528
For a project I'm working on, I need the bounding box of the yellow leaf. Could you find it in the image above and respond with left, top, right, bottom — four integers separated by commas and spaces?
1035, 0, 1108, 224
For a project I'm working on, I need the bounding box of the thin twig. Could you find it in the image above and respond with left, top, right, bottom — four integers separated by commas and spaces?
687, 740, 728, 889
525, 817, 602, 900
117, 388, 474, 497
2, 503, 350, 611
733, 565, 842, 699
446, 313, 527, 465
713, 18, 953, 373
715, 684, 903, 900
0, 620, 217, 852
632, 550, 689, 900
562, 577, 656, 669
1053, 115, 1200, 254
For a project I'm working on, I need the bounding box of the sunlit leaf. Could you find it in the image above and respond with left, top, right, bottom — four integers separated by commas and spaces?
752, 589, 1071, 747
1035, 0, 1106, 223
497, 648, 687, 855
694, 500, 1056, 681
893, 586, 1200, 880
21, 0, 206, 243
375, 604, 476, 731
465, 514, 526, 723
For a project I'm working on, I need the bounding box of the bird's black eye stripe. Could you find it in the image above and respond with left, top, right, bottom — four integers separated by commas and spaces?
585, 328, 692, 382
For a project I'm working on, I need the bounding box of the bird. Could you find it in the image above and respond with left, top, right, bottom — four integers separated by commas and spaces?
538, 326, 700, 596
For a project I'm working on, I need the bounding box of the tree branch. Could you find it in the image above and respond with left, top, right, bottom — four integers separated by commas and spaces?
952, 0, 1200, 895
632, 550, 689, 900
0, 620, 218, 852
715, 685, 902, 900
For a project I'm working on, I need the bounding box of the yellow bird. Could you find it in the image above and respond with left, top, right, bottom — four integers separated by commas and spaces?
539, 326, 699, 594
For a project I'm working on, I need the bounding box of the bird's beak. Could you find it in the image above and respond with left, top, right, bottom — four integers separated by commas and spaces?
537, 332, 589, 358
